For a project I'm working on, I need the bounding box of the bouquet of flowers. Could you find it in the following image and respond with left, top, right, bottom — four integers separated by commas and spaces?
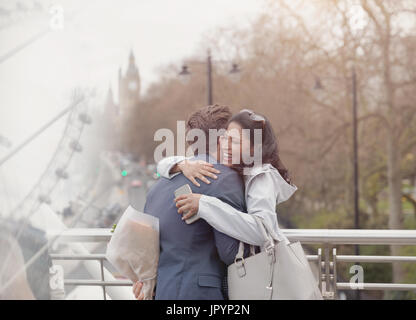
106, 206, 159, 300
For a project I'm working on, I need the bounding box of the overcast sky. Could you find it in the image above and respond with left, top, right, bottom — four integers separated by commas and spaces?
0, 0, 265, 213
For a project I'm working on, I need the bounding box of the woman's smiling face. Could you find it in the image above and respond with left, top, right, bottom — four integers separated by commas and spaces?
219, 121, 252, 167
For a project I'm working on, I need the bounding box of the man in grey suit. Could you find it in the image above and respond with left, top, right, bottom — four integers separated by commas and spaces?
134, 105, 249, 300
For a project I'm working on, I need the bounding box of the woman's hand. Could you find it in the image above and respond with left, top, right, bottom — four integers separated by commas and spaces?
132, 281, 144, 300
175, 194, 202, 220
177, 160, 220, 187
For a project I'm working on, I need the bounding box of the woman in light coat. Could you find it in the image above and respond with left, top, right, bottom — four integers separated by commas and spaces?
158, 109, 297, 247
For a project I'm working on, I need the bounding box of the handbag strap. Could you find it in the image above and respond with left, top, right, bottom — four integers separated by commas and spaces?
234, 215, 278, 261
235, 242, 256, 260
231, 216, 277, 299
254, 215, 283, 243
253, 215, 277, 299
252, 215, 277, 250
235, 241, 245, 259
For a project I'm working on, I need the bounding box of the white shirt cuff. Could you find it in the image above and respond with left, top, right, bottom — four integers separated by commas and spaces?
197, 194, 210, 220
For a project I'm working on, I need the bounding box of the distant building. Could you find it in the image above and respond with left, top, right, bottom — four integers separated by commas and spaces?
103, 51, 141, 150
104, 87, 118, 120
118, 50, 141, 113
104, 50, 141, 117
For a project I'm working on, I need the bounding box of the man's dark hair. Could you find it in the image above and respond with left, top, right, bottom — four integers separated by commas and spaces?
186, 104, 232, 155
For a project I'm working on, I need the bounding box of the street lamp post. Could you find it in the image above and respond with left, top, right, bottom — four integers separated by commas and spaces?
352, 67, 359, 242
207, 49, 213, 105
314, 68, 361, 299
352, 67, 361, 300
179, 49, 240, 105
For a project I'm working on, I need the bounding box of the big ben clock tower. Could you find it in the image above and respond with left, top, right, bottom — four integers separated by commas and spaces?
118, 50, 140, 114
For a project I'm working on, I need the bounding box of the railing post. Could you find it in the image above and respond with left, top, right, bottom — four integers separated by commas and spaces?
333, 248, 338, 299
100, 258, 106, 300
323, 243, 335, 299
325, 244, 330, 294
318, 248, 324, 294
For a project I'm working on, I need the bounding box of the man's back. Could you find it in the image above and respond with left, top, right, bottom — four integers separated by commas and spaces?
144, 155, 246, 300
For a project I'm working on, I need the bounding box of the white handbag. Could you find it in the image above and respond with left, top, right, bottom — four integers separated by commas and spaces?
227, 215, 323, 300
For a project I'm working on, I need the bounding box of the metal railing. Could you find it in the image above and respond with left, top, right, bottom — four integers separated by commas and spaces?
49, 253, 132, 300
48, 228, 416, 300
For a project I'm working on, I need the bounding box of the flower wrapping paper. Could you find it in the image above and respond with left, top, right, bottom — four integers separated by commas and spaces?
106, 206, 159, 299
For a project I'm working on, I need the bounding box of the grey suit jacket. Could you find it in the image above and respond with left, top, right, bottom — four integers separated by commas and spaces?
144, 154, 248, 300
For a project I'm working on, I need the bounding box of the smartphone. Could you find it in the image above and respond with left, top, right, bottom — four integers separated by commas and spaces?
174, 184, 200, 224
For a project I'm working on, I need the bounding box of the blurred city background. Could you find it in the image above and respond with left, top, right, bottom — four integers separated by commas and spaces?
0, 0, 415, 300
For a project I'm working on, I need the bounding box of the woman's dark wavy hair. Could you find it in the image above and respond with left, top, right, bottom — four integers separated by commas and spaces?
228, 110, 291, 184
